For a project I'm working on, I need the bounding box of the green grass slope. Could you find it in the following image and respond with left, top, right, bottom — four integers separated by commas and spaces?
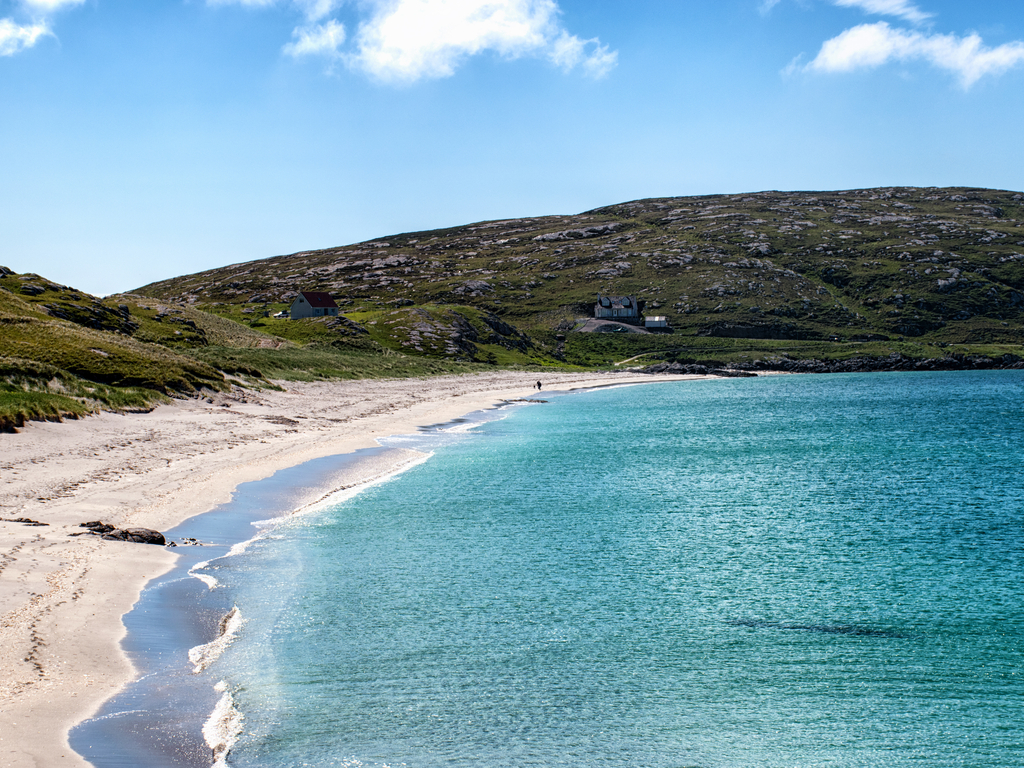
0, 270, 232, 430
0, 268, 521, 429
6, 185, 1024, 430
134, 187, 1024, 364
0, 275, 225, 392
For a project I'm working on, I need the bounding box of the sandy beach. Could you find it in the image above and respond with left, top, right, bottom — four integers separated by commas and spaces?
0, 370, 705, 768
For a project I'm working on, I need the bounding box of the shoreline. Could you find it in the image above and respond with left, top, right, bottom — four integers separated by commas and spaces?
72, 443, 440, 768
0, 370, 707, 768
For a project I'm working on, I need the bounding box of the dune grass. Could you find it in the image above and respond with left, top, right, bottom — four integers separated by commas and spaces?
0, 355, 169, 431
189, 344, 489, 381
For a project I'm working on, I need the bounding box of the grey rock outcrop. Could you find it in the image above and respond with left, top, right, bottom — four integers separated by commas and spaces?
76, 520, 167, 545
101, 528, 167, 545
642, 352, 1024, 376
533, 223, 626, 242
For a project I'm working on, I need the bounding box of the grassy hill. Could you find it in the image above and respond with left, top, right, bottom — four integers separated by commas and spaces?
6, 186, 1024, 429
0, 268, 501, 430
0, 270, 231, 429
136, 186, 1024, 364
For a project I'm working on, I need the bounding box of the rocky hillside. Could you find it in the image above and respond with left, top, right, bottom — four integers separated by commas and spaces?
0, 268, 227, 395
0, 265, 499, 430
137, 187, 1024, 346
0, 267, 235, 429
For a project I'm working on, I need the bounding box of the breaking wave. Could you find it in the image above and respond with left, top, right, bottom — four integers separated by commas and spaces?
203, 680, 244, 768
189, 606, 244, 674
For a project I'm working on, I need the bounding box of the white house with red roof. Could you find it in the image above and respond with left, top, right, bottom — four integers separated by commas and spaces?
290, 291, 339, 319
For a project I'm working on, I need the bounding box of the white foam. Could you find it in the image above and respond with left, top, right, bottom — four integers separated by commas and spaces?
567, 381, 648, 393
82, 708, 150, 723
288, 450, 434, 520
443, 420, 482, 434
225, 538, 255, 558
186, 455, 434, 597
189, 559, 219, 590
203, 680, 244, 768
189, 606, 244, 674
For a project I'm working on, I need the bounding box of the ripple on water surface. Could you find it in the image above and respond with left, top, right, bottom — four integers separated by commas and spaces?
89, 372, 1024, 768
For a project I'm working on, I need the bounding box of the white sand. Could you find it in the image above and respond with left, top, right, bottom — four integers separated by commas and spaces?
0, 370, 706, 767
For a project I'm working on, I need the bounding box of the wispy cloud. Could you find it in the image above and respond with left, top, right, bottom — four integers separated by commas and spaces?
0, 18, 49, 55
762, 0, 929, 22
1, 0, 84, 56
20, 0, 86, 11
208, 0, 339, 22
207, 0, 276, 9
547, 29, 617, 78
283, 18, 345, 58
213, 0, 615, 82
806, 21, 1024, 87
297, 0, 341, 22
348, 0, 616, 83
831, 0, 931, 24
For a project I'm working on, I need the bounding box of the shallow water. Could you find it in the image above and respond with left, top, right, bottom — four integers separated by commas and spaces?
70, 447, 430, 767
78, 372, 1024, 767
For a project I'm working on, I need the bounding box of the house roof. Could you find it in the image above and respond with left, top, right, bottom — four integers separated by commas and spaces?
298, 291, 338, 308
597, 295, 635, 309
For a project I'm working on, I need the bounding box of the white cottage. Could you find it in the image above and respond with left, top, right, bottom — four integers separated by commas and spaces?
594, 294, 640, 321
290, 291, 339, 319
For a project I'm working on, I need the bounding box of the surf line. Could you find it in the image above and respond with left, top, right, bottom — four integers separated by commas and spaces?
204, 679, 244, 768
193, 611, 246, 766
289, 448, 434, 521
187, 447, 434, 592
187, 448, 435, 765
189, 606, 244, 675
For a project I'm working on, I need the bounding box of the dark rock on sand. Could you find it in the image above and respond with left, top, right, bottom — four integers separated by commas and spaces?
79, 521, 116, 534
75, 521, 166, 544
1, 517, 49, 526
101, 528, 166, 545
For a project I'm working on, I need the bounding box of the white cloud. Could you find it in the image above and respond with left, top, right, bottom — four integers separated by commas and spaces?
208, 0, 344, 22
297, 0, 341, 22
0, 18, 49, 55
832, 0, 931, 24
546, 29, 617, 77
760, 0, 928, 22
213, 0, 616, 81
807, 21, 1024, 87
0, 0, 81, 57
207, 0, 277, 7
20, 0, 86, 13
283, 19, 346, 57
351, 0, 616, 83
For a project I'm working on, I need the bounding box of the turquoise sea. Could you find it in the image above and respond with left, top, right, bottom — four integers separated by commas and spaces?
75, 371, 1024, 767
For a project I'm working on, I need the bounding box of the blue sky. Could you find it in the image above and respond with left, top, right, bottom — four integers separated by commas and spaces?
2, 0, 1022, 296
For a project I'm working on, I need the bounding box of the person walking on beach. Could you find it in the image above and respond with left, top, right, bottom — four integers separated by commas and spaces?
536, 381, 542, 390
